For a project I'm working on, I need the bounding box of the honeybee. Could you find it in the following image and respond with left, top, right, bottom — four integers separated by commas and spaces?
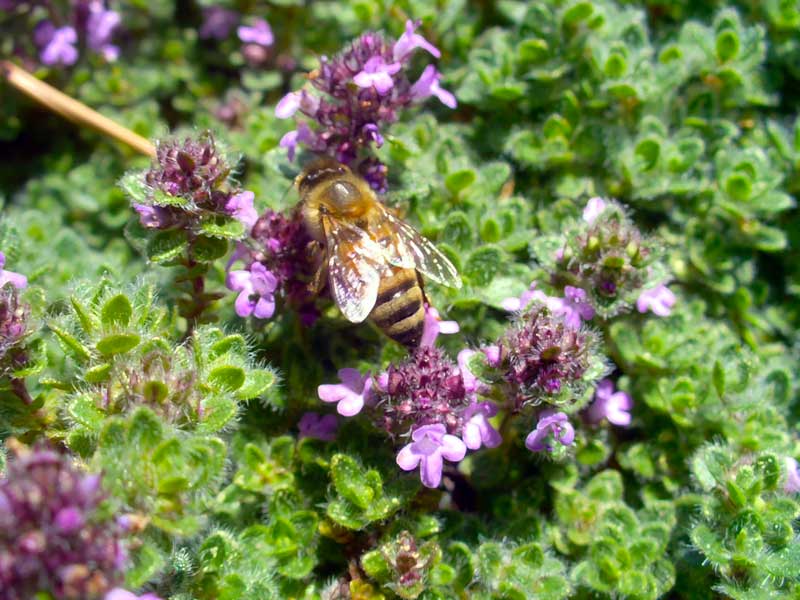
297, 158, 461, 348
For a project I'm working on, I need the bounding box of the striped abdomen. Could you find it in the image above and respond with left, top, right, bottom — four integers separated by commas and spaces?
369, 266, 425, 348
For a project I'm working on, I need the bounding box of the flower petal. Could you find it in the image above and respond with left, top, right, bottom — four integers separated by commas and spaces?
440, 434, 467, 462
419, 454, 444, 488
396, 444, 421, 471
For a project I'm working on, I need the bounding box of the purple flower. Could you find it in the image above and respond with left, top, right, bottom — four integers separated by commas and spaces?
420, 305, 459, 347
636, 284, 676, 317
393, 19, 441, 62
482, 344, 501, 368
362, 123, 384, 147
133, 204, 172, 229
0, 253, 27, 289
35, 22, 78, 66
354, 56, 402, 95
279, 122, 314, 162
396, 424, 466, 488
461, 402, 501, 450
105, 590, 162, 600
585, 379, 633, 426
226, 262, 278, 319
318, 368, 374, 416
410, 65, 457, 108
298, 412, 338, 441
275, 90, 320, 119
200, 6, 238, 40
87, 2, 121, 61
582, 197, 607, 223
550, 286, 594, 329
457, 349, 488, 396
0, 440, 126, 598
225, 190, 258, 231
237, 18, 273, 46
784, 457, 800, 494
501, 281, 550, 312
525, 411, 575, 452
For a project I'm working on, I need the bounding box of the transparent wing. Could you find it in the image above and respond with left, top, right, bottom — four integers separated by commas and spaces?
372, 206, 462, 288
323, 215, 384, 323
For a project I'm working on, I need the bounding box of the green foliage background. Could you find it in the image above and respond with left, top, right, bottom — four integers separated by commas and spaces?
1, 0, 799, 598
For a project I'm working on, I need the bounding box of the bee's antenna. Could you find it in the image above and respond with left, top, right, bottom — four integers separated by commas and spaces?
1, 60, 156, 157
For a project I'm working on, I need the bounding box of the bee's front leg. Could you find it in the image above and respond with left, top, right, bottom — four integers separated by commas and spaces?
306, 241, 328, 295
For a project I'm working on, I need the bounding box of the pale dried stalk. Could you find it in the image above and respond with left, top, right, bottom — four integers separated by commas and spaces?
1, 60, 156, 157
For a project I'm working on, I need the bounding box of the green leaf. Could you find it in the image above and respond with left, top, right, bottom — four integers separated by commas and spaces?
236, 369, 277, 400
562, 2, 593, 26
127, 407, 164, 450
192, 235, 230, 262
715, 30, 740, 62
151, 189, 191, 208
207, 365, 246, 391
442, 211, 473, 248
49, 324, 91, 363
199, 217, 246, 240
331, 454, 374, 509
147, 230, 188, 263
100, 294, 133, 328
96, 333, 141, 356
464, 245, 504, 286
68, 395, 105, 432
199, 396, 238, 433
445, 169, 477, 195
118, 172, 150, 204
84, 363, 112, 384
70, 296, 98, 334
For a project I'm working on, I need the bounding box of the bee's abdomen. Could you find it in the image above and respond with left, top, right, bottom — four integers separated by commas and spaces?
370, 268, 424, 349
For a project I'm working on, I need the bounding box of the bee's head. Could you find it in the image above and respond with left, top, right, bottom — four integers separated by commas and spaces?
296, 157, 349, 196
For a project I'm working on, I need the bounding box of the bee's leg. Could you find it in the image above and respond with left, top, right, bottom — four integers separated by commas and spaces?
417, 272, 430, 307
306, 241, 328, 295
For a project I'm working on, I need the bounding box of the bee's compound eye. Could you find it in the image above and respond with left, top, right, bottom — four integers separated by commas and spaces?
327, 181, 359, 207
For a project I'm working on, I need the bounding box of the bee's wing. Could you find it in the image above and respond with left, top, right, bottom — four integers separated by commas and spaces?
322, 214, 385, 323
373, 206, 462, 288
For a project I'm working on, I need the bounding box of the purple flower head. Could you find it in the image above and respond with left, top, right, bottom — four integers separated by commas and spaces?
318, 368, 374, 416
200, 6, 238, 40
420, 305, 459, 347
354, 56, 402, 95
393, 20, 441, 62
86, 2, 120, 61
396, 424, 466, 488
784, 457, 800, 494
461, 402, 501, 450
500, 304, 593, 403
0, 253, 27, 289
237, 18, 273, 46
0, 440, 126, 598
636, 284, 676, 317
143, 133, 231, 211
582, 197, 607, 223
105, 589, 162, 600
35, 23, 78, 66
273, 25, 455, 187
525, 410, 575, 452
224, 190, 258, 232
410, 65, 457, 108
550, 286, 594, 329
226, 262, 278, 319
501, 281, 550, 312
298, 412, 338, 441
585, 379, 633, 426
376, 346, 470, 436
